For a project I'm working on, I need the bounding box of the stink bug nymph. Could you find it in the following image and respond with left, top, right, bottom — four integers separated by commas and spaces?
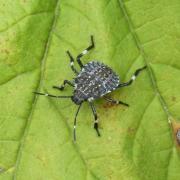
34, 36, 146, 141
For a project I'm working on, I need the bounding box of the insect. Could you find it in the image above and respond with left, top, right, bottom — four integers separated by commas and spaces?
34, 36, 146, 141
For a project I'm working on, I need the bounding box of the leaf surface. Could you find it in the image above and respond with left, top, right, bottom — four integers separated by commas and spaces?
0, 0, 180, 179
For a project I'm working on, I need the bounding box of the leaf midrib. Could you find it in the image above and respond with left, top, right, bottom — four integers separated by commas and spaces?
12, 0, 60, 179
10, 1, 100, 179
117, 0, 171, 119
118, 0, 175, 179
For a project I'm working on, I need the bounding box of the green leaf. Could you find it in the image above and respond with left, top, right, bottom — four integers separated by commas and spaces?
0, 0, 180, 179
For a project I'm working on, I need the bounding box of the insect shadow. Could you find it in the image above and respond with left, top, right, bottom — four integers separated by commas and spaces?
34, 35, 147, 141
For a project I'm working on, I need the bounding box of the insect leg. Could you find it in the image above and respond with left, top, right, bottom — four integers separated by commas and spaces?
73, 103, 82, 141
118, 66, 147, 88
104, 96, 129, 107
66, 50, 79, 74
89, 102, 101, 137
53, 80, 74, 91
76, 35, 95, 68
34, 92, 72, 98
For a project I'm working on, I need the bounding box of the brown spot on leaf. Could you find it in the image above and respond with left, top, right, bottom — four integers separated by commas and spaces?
102, 102, 128, 111
172, 122, 180, 147
127, 127, 137, 134
4, 49, 10, 54
171, 96, 176, 102
102, 102, 117, 109
176, 129, 180, 145
102, 96, 128, 110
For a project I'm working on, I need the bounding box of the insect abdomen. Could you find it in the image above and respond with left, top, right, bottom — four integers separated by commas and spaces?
73, 61, 120, 101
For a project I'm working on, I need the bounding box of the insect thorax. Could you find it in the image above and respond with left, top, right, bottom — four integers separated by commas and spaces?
72, 61, 120, 104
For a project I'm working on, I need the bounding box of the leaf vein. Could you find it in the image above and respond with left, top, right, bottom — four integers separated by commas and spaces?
0, 11, 53, 33
117, 1, 176, 179
118, 0, 172, 125
0, 68, 38, 87
132, 96, 155, 161
48, 99, 100, 180
11, 0, 61, 179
